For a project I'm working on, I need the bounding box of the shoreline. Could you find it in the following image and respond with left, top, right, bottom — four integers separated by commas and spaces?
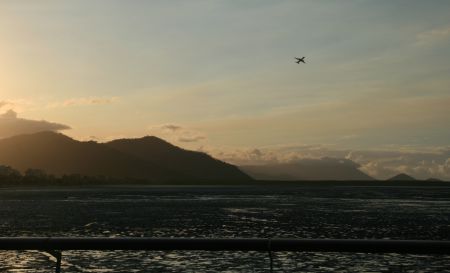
1, 180, 450, 190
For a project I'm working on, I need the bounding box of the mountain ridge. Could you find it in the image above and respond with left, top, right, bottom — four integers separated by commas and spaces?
240, 158, 374, 181
106, 136, 252, 181
0, 131, 251, 182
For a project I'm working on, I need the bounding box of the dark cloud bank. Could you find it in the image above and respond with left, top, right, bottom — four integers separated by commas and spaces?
0, 110, 70, 139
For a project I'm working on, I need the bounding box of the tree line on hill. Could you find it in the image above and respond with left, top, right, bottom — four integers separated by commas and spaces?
0, 165, 149, 186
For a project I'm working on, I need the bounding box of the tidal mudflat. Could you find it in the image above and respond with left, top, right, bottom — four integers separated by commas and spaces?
1, 185, 449, 272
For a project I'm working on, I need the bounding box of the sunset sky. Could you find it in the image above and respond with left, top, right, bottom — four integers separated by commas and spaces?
1, 1, 450, 179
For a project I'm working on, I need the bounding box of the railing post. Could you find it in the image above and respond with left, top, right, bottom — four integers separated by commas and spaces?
267, 239, 273, 273
55, 251, 62, 273
46, 250, 62, 273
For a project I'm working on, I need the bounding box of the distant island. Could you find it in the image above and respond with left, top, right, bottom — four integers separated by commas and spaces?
0, 131, 448, 186
387, 173, 417, 181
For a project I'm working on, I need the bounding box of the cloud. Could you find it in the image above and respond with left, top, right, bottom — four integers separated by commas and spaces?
346, 148, 450, 180
159, 124, 182, 131
207, 144, 347, 166
47, 96, 119, 108
209, 147, 280, 165
0, 100, 21, 111
205, 144, 450, 181
196, 95, 450, 148
0, 99, 36, 113
0, 109, 70, 139
149, 124, 207, 143
178, 135, 206, 143
416, 26, 450, 46
0, 101, 10, 109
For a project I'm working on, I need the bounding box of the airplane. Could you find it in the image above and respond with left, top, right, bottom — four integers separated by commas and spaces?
295, 57, 305, 64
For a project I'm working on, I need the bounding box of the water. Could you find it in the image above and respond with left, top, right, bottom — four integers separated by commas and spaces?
0, 185, 449, 272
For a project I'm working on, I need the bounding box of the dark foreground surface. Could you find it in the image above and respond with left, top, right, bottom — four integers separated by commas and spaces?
0, 185, 450, 272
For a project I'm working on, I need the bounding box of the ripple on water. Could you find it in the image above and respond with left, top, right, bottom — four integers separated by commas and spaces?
1, 186, 450, 272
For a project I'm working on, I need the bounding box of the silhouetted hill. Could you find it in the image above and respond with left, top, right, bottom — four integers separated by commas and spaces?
106, 136, 252, 181
0, 131, 251, 182
0, 131, 172, 181
240, 158, 374, 181
387, 173, 416, 181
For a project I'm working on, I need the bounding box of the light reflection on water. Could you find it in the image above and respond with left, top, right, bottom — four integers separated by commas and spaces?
1, 186, 450, 272
2, 250, 450, 272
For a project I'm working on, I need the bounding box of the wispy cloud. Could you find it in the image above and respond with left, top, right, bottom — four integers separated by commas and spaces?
198, 95, 450, 145
178, 135, 206, 143
158, 124, 182, 132
0, 100, 25, 111
47, 96, 119, 108
0, 101, 10, 109
415, 26, 450, 46
149, 124, 207, 144
0, 98, 37, 113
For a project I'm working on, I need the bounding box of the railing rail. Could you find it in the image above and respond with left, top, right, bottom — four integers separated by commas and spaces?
2, 237, 450, 253
1, 237, 450, 272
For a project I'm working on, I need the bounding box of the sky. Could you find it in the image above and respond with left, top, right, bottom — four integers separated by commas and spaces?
1, 1, 450, 179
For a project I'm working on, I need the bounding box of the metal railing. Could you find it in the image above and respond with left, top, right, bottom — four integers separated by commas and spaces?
1, 237, 450, 272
